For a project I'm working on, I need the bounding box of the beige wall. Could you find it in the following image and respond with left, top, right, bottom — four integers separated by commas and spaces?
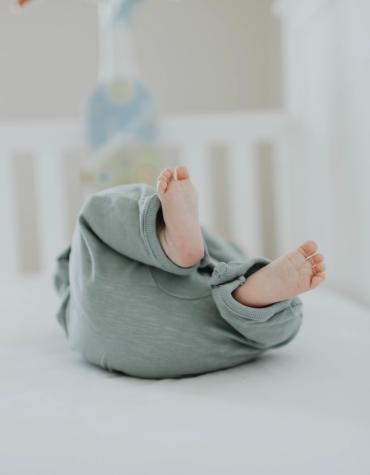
136, 0, 282, 114
0, 0, 282, 120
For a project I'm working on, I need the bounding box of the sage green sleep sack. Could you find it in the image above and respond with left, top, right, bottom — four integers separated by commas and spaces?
54, 184, 303, 379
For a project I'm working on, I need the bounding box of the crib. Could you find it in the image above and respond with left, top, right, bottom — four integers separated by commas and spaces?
1, 113, 370, 475
0, 111, 294, 278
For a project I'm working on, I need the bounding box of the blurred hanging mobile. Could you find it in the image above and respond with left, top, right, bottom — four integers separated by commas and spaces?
13, 0, 167, 191
83, 0, 164, 191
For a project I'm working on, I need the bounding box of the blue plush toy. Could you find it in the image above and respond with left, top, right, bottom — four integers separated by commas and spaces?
15, 0, 166, 190
82, 0, 166, 190
110, 0, 143, 25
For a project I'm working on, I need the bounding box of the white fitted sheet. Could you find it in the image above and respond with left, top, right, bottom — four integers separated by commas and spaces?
1, 276, 369, 475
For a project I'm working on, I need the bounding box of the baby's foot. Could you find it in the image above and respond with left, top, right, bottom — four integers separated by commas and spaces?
156, 166, 204, 267
233, 240, 326, 307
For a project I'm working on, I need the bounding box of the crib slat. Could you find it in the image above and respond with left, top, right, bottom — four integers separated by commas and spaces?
34, 151, 69, 275
182, 143, 214, 230
13, 153, 41, 273
0, 115, 288, 278
0, 153, 19, 275
228, 143, 263, 257
273, 141, 294, 254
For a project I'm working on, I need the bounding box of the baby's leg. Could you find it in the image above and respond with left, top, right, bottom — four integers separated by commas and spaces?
233, 241, 326, 307
156, 166, 204, 268
156, 165, 326, 305
76, 175, 206, 277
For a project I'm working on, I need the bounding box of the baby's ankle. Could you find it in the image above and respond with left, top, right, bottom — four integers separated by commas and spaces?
232, 280, 277, 308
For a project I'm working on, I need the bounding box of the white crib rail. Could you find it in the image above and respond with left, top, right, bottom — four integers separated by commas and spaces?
0, 112, 290, 278
0, 152, 19, 274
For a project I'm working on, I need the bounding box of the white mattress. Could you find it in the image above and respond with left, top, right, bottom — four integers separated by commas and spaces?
1, 276, 369, 475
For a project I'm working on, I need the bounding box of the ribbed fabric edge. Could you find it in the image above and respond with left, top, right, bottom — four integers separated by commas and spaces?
211, 258, 293, 322
140, 192, 202, 276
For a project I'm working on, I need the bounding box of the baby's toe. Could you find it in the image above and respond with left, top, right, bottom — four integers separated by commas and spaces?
311, 272, 326, 289
156, 176, 168, 194
312, 253, 324, 264
157, 168, 173, 194
313, 262, 326, 273
159, 168, 173, 182
174, 165, 189, 181
298, 240, 319, 259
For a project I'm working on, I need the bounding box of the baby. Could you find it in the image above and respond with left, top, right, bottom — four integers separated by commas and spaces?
54, 166, 326, 379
